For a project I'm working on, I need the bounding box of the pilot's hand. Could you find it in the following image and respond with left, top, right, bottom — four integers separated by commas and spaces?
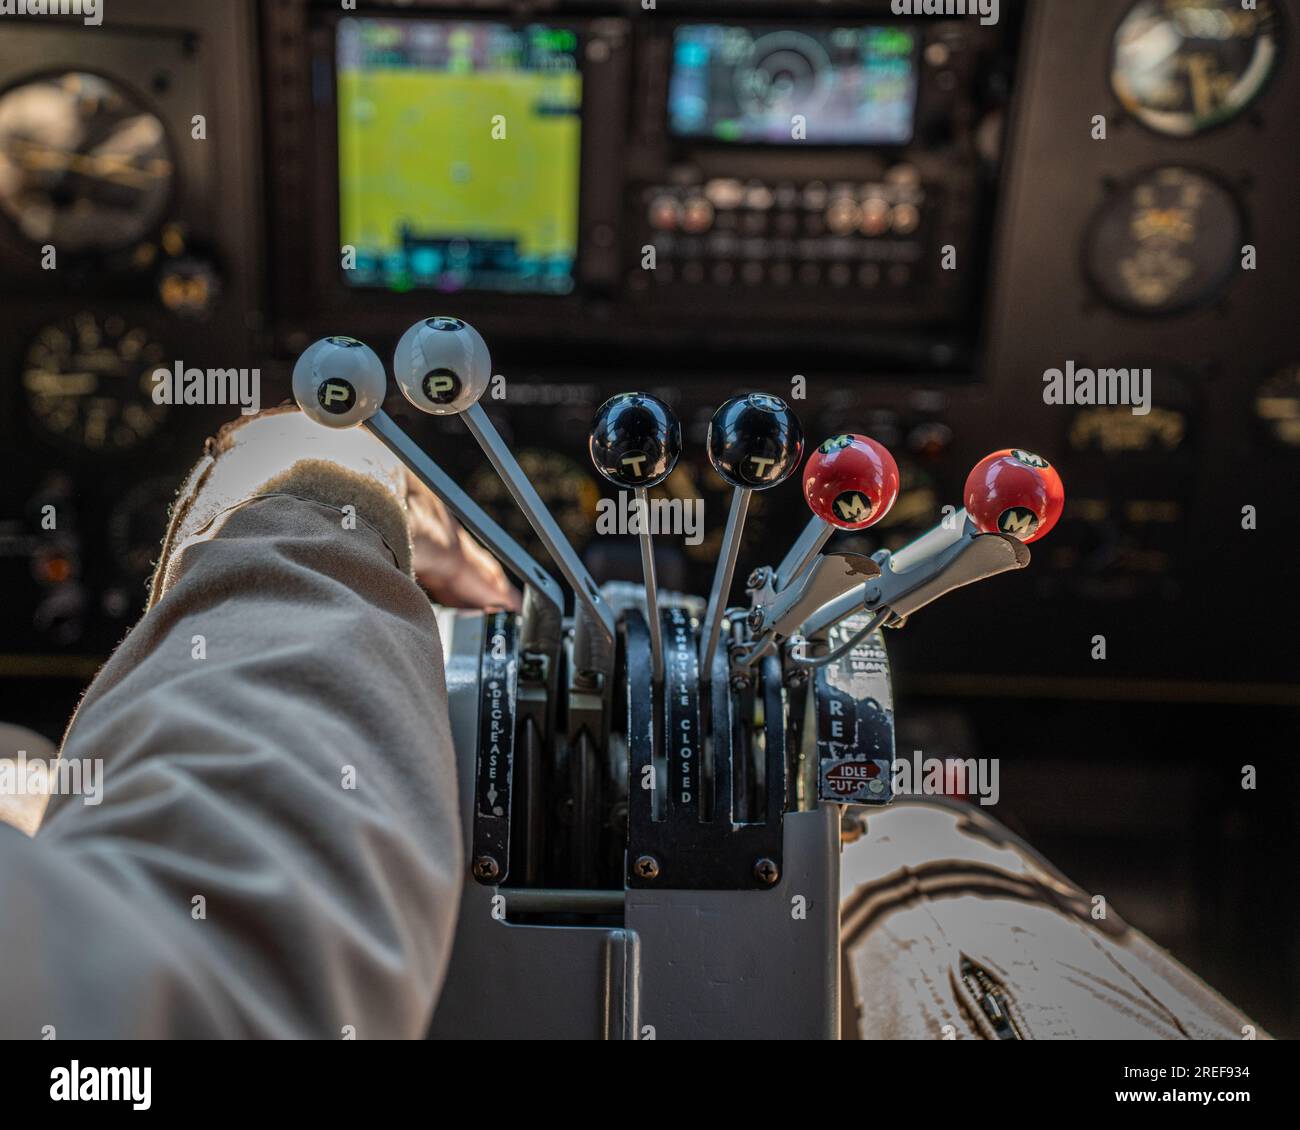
406, 473, 521, 611
154, 407, 520, 613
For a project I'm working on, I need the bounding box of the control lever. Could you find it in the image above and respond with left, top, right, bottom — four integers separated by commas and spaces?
698, 393, 804, 684
773, 433, 900, 590
290, 335, 565, 621
588, 393, 681, 686
799, 447, 1065, 641
886, 508, 968, 572
963, 448, 1065, 544
391, 317, 617, 662
801, 524, 1028, 641
739, 433, 898, 666
748, 551, 882, 645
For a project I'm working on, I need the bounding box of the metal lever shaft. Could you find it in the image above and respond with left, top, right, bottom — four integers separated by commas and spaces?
773, 516, 834, 591
802, 527, 1030, 640
737, 551, 882, 667
634, 487, 665, 686
699, 488, 750, 684
462, 402, 615, 645
365, 412, 564, 619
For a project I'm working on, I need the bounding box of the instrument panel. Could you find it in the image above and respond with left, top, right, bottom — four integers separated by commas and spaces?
666, 24, 920, 145
22, 312, 173, 453
0, 70, 177, 255
0, 0, 1296, 699
1083, 164, 1243, 316
1110, 0, 1283, 137
335, 18, 584, 296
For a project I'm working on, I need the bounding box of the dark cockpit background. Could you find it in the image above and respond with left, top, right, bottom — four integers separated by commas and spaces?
0, 1, 1296, 1035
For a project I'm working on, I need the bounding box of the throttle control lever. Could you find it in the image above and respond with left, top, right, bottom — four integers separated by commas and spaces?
589, 392, 681, 687
698, 394, 804, 684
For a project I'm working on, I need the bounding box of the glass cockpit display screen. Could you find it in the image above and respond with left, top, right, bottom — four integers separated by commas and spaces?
336, 18, 582, 294
669, 24, 919, 145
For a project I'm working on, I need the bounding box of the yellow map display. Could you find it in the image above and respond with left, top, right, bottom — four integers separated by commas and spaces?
337, 67, 582, 271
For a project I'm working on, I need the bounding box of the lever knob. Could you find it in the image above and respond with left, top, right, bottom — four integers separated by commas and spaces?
589, 392, 681, 489
393, 316, 492, 415
706, 393, 804, 489
291, 336, 387, 428
964, 448, 1064, 543
802, 433, 900, 530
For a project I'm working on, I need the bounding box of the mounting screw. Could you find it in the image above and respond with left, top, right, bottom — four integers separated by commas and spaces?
520, 651, 546, 681
472, 855, 500, 882
633, 854, 661, 880
747, 607, 764, 631
753, 857, 780, 886
574, 668, 604, 691
730, 672, 750, 693
747, 567, 769, 590
841, 814, 867, 845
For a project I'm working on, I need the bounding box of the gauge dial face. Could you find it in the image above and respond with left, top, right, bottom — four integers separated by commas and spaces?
1255, 364, 1300, 448
1111, 0, 1283, 137
736, 31, 833, 119
23, 313, 171, 453
0, 71, 175, 253
108, 477, 176, 579
1085, 167, 1241, 315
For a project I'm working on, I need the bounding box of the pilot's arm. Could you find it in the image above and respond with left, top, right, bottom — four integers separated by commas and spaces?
0, 410, 509, 1038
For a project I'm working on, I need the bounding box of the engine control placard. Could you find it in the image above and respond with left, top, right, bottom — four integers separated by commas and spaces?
473, 610, 518, 882
814, 612, 895, 806
663, 606, 701, 813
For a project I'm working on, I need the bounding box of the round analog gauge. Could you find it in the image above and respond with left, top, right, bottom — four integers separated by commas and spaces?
1255, 364, 1300, 448
736, 32, 833, 120
23, 313, 172, 453
0, 70, 175, 254
1111, 0, 1283, 137
108, 477, 176, 579
1084, 167, 1242, 316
